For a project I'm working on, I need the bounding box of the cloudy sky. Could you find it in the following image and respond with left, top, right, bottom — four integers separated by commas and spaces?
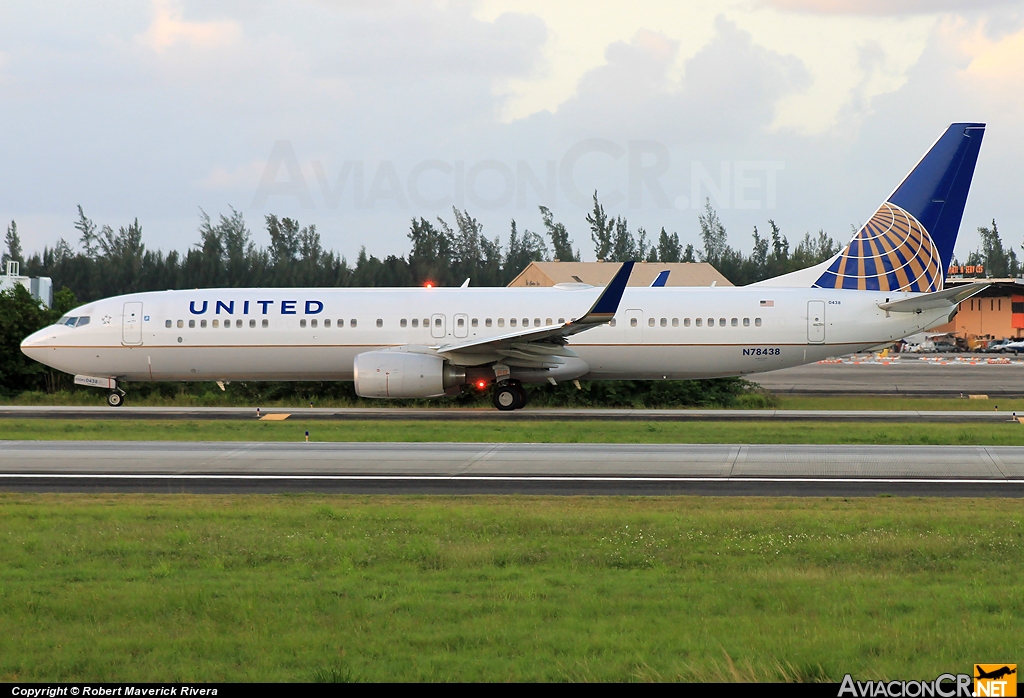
2, 0, 1023, 264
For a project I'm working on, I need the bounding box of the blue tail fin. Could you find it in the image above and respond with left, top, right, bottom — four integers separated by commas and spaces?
814, 123, 985, 293
651, 270, 670, 287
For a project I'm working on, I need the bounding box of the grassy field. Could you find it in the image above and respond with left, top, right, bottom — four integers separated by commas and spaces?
0, 494, 1019, 682
3, 418, 1024, 445
776, 396, 1024, 411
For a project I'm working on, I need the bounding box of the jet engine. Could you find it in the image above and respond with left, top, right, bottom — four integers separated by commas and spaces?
353, 351, 465, 398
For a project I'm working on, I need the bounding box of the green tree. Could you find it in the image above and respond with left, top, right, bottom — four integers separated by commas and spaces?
3, 221, 22, 268
586, 191, 614, 261
539, 206, 578, 262
656, 228, 681, 263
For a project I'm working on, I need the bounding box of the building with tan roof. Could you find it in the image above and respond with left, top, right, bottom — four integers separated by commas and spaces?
506, 261, 732, 288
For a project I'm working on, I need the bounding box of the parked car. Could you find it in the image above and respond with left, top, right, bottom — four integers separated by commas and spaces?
982, 339, 1012, 353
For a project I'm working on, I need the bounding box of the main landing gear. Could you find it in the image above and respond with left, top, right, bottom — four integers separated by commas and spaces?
492, 380, 528, 411
107, 388, 126, 407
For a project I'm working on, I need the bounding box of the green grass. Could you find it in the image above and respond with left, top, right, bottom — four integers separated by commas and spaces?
3, 418, 1024, 445
0, 494, 1020, 682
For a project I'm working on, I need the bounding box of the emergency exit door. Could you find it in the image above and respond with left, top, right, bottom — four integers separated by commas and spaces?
807, 300, 825, 343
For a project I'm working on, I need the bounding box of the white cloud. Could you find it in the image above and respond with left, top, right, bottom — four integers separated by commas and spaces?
138, 0, 241, 52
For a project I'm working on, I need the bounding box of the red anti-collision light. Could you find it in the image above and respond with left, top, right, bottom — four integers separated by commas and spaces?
424, 282, 434, 289
476, 380, 487, 389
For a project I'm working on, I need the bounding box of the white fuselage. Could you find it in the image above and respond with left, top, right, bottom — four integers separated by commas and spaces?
21, 285, 950, 384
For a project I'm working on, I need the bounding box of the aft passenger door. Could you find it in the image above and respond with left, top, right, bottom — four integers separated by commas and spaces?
807, 300, 825, 344
431, 313, 446, 339
122, 302, 143, 345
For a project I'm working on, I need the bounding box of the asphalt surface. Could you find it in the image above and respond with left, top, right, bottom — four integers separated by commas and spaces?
3, 441, 1022, 496
753, 355, 1024, 396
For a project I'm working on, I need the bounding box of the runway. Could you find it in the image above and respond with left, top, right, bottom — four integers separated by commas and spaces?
753, 355, 1024, 396
3, 441, 1023, 496
0, 406, 1020, 422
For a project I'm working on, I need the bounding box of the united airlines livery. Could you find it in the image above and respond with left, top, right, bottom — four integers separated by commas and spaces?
22, 123, 989, 410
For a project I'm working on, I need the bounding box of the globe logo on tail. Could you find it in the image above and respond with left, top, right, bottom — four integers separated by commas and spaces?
814, 202, 943, 293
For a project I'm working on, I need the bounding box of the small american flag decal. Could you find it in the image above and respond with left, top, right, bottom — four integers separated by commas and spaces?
760, 300, 774, 307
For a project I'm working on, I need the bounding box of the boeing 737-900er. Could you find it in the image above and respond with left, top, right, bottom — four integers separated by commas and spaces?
21, 123, 990, 410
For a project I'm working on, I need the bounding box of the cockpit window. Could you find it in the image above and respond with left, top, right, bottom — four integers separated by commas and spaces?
57, 316, 89, 327
75, 316, 90, 327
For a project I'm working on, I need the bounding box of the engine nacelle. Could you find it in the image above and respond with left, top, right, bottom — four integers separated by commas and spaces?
353, 351, 465, 399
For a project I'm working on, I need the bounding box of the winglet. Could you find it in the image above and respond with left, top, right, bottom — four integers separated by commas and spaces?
577, 261, 634, 324
651, 270, 670, 287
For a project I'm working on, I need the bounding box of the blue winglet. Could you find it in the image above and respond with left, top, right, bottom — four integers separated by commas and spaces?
579, 261, 634, 323
651, 270, 670, 287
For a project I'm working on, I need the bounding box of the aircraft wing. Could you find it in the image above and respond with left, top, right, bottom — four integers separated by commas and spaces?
877, 282, 989, 313
436, 261, 634, 365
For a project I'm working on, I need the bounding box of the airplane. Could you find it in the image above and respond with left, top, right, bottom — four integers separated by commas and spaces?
21, 123, 989, 410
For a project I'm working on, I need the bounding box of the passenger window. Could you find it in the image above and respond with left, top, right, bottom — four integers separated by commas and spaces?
648, 318, 655, 327
262, 319, 268, 328
755, 318, 762, 327
377, 319, 383, 328
401, 319, 407, 328
558, 317, 565, 324
522, 318, 529, 327
672, 318, 678, 327
249, 319, 256, 328
177, 320, 184, 328
719, 318, 726, 327
534, 318, 540, 327
683, 318, 690, 327
433, 318, 441, 327
351, 319, 357, 328
411, 318, 418, 328
311, 319, 317, 328
236, 319, 242, 328
201, 320, 207, 328
485, 318, 492, 327
707, 318, 714, 326
545, 318, 552, 326
423, 318, 429, 327
213, 319, 219, 328
743, 318, 750, 327
300, 319, 307, 328
189, 320, 195, 328
224, 321, 230, 329
661, 318, 667, 327
337, 319, 344, 328
510, 318, 517, 327
630, 318, 638, 327
498, 318, 505, 327
472, 318, 478, 327
695, 318, 702, 327
457, 317, 464, 328
731, 318, 738, 327
165, 319, 172, 328
325, 319, 331, 328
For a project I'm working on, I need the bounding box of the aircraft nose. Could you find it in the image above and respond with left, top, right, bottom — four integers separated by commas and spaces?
20, 326, 55, 361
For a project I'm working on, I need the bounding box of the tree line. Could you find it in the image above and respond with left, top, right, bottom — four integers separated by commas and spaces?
2, 194, 850, 305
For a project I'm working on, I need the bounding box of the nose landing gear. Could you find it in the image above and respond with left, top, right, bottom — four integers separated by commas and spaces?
106, 388, 126, 407
492, 380, 527, 411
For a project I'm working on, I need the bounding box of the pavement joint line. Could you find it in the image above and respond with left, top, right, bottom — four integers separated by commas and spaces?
451, 443, 506, 477
725, 446, 747, 480
982, 447, 1012, 479
0, 474, 1020, 484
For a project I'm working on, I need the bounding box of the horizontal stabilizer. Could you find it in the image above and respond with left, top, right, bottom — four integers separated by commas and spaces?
877, 282, 989, 313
